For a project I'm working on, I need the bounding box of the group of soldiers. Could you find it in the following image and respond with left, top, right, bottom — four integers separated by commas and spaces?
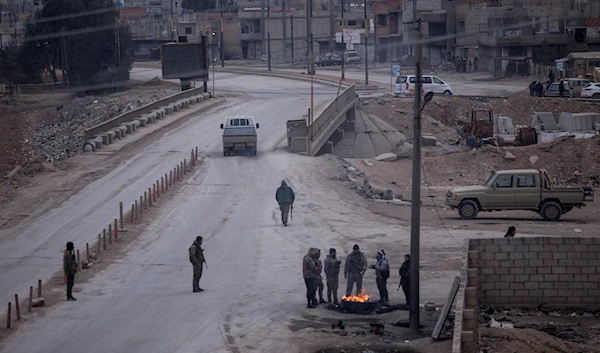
455, 56, 478, 73
302, 244, 411, 309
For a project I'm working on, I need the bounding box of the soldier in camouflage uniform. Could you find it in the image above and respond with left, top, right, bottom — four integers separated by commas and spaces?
63, 241, 77, 301
314, 249, 327, 304
302, 247, 320, 308
276, 180, 295, 226
189, 236, 205, 292
324, 248, 342, 305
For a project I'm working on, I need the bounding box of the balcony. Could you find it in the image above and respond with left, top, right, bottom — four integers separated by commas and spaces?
239, 9, 263, 19
240, 32, 262, 41
478, 34, 569, 47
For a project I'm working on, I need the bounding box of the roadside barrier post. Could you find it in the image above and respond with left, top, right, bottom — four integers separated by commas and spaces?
195, 147, 198, 162
37, 280, 42, 298
148, 188, 152, 206
119, 202, 124, 229
76, 249, 81, 271
103, 230, 107, 250
184, 159, 187, 173
165, 173, 168, 190
114, 219, 118, 240
169, 171, 172, 186
191, 150, 194, 166
14, 295, 20, 321
140, 196, 143, 215
6, 302, 11, 329
131, 204, 135, 223
86, 243, 90, 263
161, 177, 164, 193
108, 225, 112, 245
144, 192, 147, 210
28, 287, 32, 313
176, 165, 179, 181
98, 234, 101, 254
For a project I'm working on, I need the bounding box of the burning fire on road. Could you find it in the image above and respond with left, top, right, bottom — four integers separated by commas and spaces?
340, 291, 377, 313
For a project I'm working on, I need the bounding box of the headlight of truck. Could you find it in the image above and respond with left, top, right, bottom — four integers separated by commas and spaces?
454, 193, 461, 199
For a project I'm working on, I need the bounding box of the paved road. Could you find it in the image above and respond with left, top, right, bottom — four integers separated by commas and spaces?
0, 71, 336, 345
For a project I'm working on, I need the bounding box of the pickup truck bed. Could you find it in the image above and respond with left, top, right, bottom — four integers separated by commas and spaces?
222, 127, 257, 156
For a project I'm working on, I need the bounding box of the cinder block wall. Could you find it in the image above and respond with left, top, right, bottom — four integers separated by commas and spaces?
469, 237, 600, 307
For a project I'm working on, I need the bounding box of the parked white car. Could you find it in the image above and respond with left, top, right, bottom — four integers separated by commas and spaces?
579, 83, 600, 99
394, 75, 453, 96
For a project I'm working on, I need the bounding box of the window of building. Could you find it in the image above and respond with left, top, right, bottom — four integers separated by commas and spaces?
185, 27, 192, 34
322, 4, 327, 10
377, 14, 386, 26
457, 21, 465, 34
348, 20, 357, 26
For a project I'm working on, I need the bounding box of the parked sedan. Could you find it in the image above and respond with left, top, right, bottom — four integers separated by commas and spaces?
580, 83, 600, 99
545, 82, 572, 98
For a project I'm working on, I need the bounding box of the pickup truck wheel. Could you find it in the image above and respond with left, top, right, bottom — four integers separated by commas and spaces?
540, 201, 562, 221
458, 200, 479, 219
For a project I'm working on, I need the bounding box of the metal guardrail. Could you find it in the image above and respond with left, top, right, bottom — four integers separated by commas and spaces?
84, 87, 205, 140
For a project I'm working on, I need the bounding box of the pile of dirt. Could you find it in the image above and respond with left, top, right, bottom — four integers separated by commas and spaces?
0, 85, 179, 176
366, 94, 600, 128
480, 326, 599, 353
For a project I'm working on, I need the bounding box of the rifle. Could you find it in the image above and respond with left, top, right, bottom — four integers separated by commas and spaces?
291, 205, 293, 221
203, 258, 208, 269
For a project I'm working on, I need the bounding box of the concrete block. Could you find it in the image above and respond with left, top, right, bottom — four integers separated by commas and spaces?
523, 238, 541, 245
589, 274, 600, 282
524, 282, 539, 289
543, 259, 558, 267
567, 252, 583, 259
290, 137, 307, 153
516, 274, 530, 282
567, 297, 583, 304
545, 244, 560, 251
514, 289, 528, 297
95, 134, 109, 145
485, 290, 500, 298
495, 267, 509, 274
555, 282, 569, 289
524, 267, 537, 274
480, 252, 494, 261
494, 253, 509, 260
500, 245, 515, 252
543, 289, 558, 296
558, 289, 573, 297
481, 282, 495, 290
533, 262, 548, 269
529, 244, 544, 251
131, 120, 140, 129
552, 266, 567, 274
500, 289, 514, 297
529, 274, 544, 282
509, 282, 525, 290
569, 282, 583, 289
582, 266, 596, 274
465, 287, 477, 308
509, 267, 525, 275
485, 274, 500, 282
500, 275, 515, 282
92, 136, 103, 149
552, 252, 567, 260
524, 252, 538, 260
421, 133, 437, 146
499, 260, 514, 267
559, 274, 574, 281
582, 297, 596, 304
515, 260, 529, 267
83, 141, 95, 152
551, 296, 567, 303
538, 252, 552, 259
135, 117, 147, 127
509, 252, 524, 260
508, 296, 524, 304
544, 274, 559, 281
567, 267, 581, 274
539, 282, 554, 289
481, 267, 494, 275
574, 259, 588, 266
203, 92, 210, 99
485, 245, 500, 253
495, 282, 509, 290
574, 274, 589, 282
573, 245, 589, 251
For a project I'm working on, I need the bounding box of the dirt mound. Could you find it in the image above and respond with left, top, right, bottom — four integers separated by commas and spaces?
480, 326, 599, 353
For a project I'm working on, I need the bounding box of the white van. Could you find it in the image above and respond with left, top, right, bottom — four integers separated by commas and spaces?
394, 75, 453, 96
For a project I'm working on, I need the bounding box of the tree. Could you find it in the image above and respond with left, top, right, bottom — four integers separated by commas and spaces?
21, 0, 133, 93
182, 0, 217, 12
0, 46, 27, 96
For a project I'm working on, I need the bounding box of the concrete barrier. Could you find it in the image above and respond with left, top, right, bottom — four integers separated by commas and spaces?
84, 87, 206, 140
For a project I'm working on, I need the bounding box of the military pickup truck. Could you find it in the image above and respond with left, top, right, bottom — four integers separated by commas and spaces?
220, 116, 259, 156
445, 169, 594, 221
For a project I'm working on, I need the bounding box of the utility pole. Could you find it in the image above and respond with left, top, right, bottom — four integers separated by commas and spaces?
306, 0, 311, 74
170, 0, 175, 41
220, 0, 224, 67
267, 0, 271, 71
308, 0, 314, 154
363, 0, 368, 85
329, 0, 334, 52
291, 15, 294, 65
409, 0, 422, 335
260, 0, 265, 58
282, 0, 287, 63
341, 0, 345, 80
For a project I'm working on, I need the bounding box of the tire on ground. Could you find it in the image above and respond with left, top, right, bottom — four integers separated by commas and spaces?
458, 200, 479, 220
540, 201, 562, 221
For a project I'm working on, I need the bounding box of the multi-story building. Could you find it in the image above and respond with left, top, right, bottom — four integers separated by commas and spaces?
0, 0, 38, 46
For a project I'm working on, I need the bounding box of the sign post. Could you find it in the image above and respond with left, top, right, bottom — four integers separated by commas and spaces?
391, 64, 400, 94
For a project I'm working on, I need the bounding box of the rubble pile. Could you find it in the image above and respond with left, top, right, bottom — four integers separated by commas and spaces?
34, 88, 178, 163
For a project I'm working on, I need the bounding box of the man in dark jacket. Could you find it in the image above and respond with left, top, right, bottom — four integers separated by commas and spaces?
303, 247, 321, 308
63, 241, 77, 301
324, 248, 342, 305
189, 236, 205, 292
536, 81, 544, 97
529, 81, 536, 96
344, 244, 367, 296
276, 180, 295, 226
559, 79, 565, 98
549, 70, 555, 85
399, 254, 410, 305
315, 249, 327, 304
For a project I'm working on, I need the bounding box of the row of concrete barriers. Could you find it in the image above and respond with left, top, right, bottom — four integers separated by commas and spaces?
83, 92, 211, 152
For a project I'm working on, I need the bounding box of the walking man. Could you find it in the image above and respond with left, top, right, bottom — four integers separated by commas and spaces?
344, 244, 367, 296
324, 248, 342, 305
276, 180, 295, 226
189, 236, 205, 292
399, 254, 410, 305
63, 241, 77, 301
303, 247, 320, 308
371, 250, 390, 305
504, 226, 516, 238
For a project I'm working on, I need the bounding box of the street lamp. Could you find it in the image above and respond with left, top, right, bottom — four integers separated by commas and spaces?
212, 30, 216, 96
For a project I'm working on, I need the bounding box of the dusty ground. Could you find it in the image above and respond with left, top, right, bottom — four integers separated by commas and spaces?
363, 94, 600, 127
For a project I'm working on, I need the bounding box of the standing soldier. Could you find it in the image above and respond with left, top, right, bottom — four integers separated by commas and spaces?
399, 254, 410, 305
324, 248, 342, 305
275, 180, 295, 226
549, 70, 555, 85
303, 247, 320, 308
63, 241, 77, 301
344, 244, 367, 296
559, 79, 565, 98
371, 250, 390, 305
473, 56, 479, 71
189, 236, 205, 293
314, 249, 327, 304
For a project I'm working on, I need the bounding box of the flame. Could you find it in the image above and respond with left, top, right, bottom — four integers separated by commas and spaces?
342, 291, 372, 303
